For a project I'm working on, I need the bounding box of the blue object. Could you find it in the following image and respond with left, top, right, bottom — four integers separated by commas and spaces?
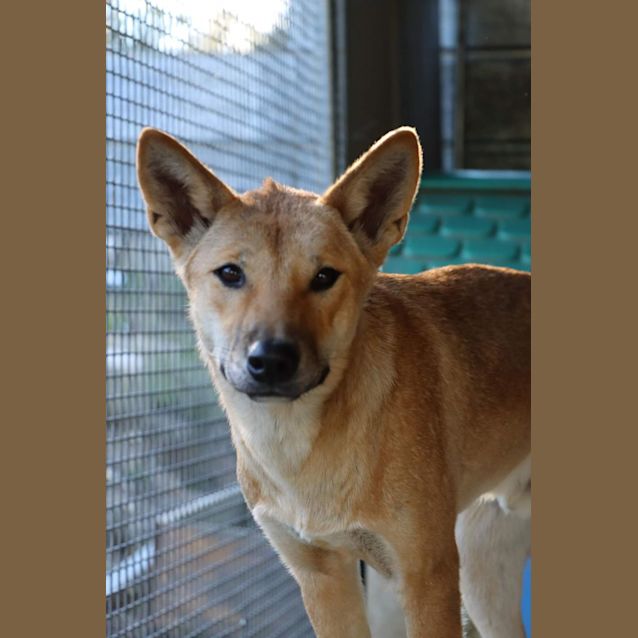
522, 557, 531, 636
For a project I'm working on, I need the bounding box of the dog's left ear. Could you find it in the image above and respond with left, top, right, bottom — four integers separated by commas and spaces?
321, 127, 422, 266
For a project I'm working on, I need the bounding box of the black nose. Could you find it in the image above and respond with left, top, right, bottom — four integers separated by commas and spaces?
247, 339, 300, 385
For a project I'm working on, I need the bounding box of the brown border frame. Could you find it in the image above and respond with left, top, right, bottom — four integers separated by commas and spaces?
531, 2, 636, 636
3, 1, 637, 636
3, 2, 105, 636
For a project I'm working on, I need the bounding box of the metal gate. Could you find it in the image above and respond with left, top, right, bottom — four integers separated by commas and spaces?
106, 1, 333, 635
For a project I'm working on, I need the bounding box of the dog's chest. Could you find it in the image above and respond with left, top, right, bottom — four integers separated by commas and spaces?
301, 526, 395, 578
232, 399, 396, 577
256, 499, 396, 579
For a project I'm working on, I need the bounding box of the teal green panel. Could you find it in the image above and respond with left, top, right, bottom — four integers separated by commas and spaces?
401, 171, 532, 274
521, 240, 531, 267
421, 172, 531, 192
462, 239, 519, 263
382, 257, 426, 274
413, 194, 471, 216
474, 196, 529, 219
408, 214, 439, 233
498, 218, 531, 241
404, 236, 461, 259
440, 216, 495, 239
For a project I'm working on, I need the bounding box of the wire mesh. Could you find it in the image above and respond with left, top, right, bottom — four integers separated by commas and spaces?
106, 1, 333, 635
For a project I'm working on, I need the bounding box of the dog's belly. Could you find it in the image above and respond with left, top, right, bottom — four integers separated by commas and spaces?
290, 525, 395, 579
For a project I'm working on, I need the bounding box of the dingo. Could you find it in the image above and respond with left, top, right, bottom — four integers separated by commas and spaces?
137, 127, 531, 638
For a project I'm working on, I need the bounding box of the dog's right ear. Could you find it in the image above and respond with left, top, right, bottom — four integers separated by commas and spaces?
136, 128, 237, 260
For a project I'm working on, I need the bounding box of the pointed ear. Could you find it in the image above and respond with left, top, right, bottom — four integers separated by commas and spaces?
321, 127, 422, 266
136, 128, 237, 260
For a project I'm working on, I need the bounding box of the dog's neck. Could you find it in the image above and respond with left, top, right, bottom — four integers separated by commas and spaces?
211, 375, 324, 494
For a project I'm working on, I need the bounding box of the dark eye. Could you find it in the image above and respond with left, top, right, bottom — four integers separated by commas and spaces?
214, 263, 245, 288
310, 267, 341, 292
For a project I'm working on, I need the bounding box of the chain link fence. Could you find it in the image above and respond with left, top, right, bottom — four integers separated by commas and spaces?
106, 1, 334, 635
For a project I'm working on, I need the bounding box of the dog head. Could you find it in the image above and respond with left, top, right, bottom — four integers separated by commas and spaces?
137, 127, 422, 402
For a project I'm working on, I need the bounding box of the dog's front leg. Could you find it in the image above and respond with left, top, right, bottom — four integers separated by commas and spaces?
401, 552, 462, 638
296, 552, 371, 638
257, 515, 371, 638
387, 522, 463, 638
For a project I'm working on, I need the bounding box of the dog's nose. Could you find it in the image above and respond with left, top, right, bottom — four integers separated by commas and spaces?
247, 339, 300, 385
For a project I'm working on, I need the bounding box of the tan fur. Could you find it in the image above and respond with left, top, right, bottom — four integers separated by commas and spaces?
137, 126, 531, 638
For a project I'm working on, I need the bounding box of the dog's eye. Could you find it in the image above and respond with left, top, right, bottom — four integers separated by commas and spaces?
214, 263, 245, 288
310, 267, 341, 292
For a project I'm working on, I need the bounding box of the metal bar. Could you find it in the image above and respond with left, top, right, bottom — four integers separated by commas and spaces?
106, 484, 243, 596
454, 0, 467, 168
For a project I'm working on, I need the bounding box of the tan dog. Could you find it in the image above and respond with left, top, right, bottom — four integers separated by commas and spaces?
136, 126, 531, 638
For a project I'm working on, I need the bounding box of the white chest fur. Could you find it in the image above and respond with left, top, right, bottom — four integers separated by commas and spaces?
225, 390, 322, 482
221, 386, 398, 578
